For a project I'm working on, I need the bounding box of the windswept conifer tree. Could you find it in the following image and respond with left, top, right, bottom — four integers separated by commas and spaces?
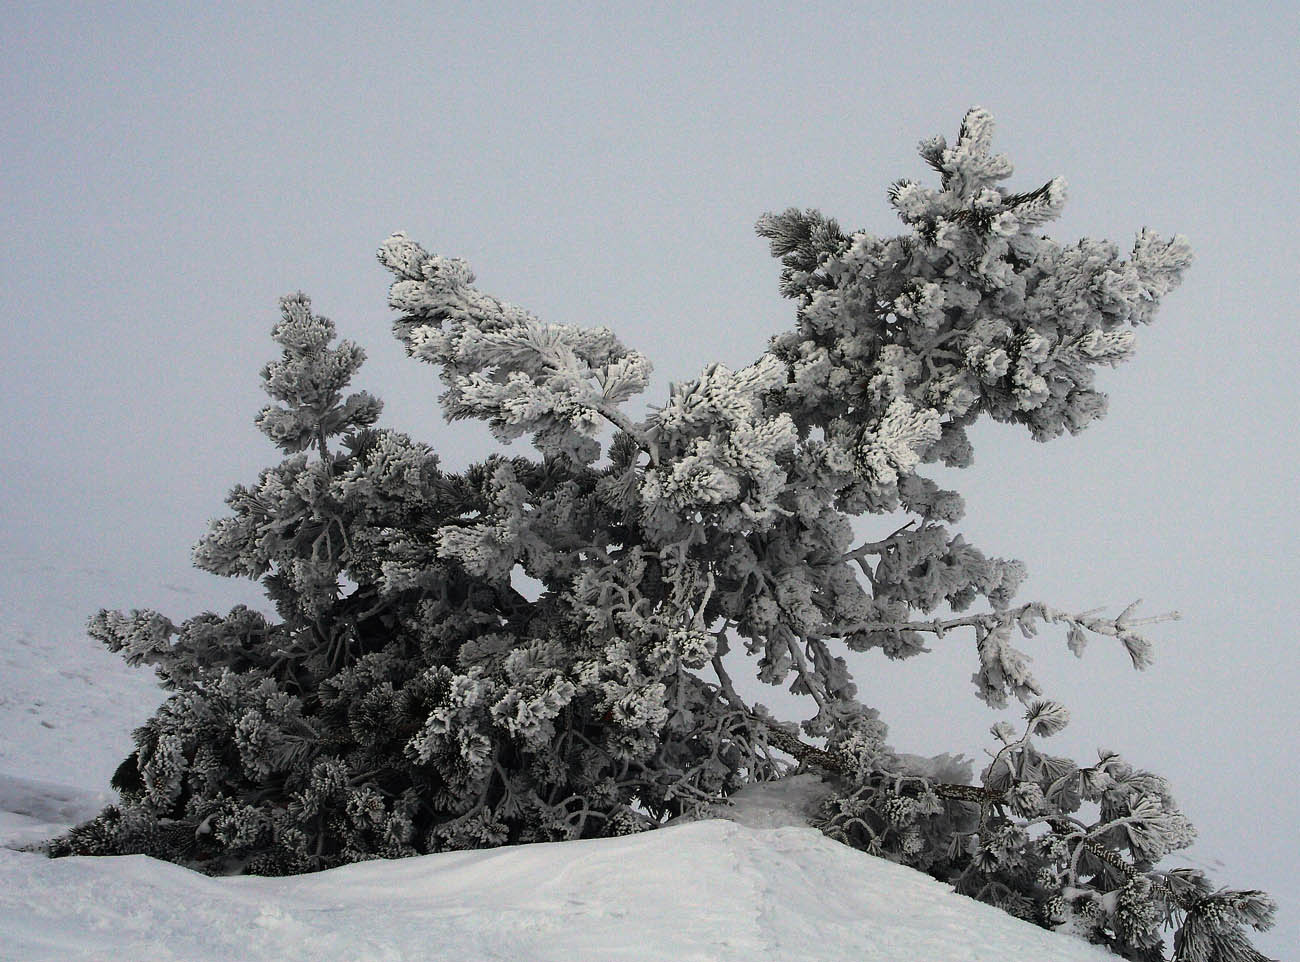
54, 111, 1274, 961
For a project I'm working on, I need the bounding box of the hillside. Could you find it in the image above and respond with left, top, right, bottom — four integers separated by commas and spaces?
2, 774, 1121, 962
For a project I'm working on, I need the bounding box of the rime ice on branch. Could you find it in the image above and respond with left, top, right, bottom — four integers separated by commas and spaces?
377, 106, 1193, 732
60, 111, 1272, 961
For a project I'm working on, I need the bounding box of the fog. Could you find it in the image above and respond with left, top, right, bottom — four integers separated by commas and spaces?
3, 4, 1295, 954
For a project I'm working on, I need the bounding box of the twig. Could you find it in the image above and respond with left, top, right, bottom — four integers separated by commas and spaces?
839, 520, 917, 563
827, 601, 1180, 640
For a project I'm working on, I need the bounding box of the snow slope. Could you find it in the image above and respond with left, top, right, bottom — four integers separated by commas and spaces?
1, 781, 1119, 962
0, 559, 1176, 961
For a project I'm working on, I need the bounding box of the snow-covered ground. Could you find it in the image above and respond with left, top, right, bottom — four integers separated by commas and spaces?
2, 797, 1120, 962
1, 772, 1118, 962
0, 559, 1241, 960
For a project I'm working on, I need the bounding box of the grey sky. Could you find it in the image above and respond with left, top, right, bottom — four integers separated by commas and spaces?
3, 2, 1296, 953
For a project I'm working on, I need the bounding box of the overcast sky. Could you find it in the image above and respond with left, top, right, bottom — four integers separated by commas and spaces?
3, 2, 1296, 953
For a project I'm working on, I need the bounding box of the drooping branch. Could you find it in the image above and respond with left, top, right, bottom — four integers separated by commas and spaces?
830, 600, 1178, 638
757, 722, 998, 804
755, 718, 1159, 894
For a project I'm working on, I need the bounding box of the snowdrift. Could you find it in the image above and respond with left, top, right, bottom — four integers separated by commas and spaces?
0, 774, 1115, 962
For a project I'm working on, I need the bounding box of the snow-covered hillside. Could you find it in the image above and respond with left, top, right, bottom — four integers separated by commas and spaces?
0, 560, 1206, 961
2, 778, 1119, 962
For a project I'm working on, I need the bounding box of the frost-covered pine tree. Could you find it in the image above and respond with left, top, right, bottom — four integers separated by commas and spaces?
54, 110, 1274, 961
